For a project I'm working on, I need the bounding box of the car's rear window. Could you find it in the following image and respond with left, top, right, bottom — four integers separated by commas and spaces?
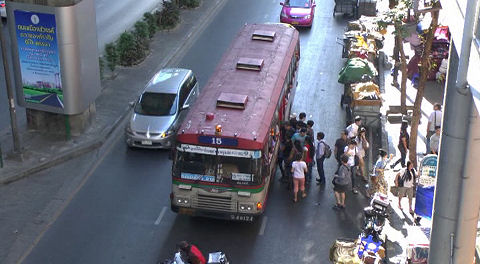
134, 92, 177, 116
287, 0, 310, 7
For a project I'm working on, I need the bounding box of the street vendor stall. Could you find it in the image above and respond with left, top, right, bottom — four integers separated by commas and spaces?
338, 17, 384, 127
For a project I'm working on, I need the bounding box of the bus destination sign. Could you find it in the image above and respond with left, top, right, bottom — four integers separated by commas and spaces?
198, 136, 238, 146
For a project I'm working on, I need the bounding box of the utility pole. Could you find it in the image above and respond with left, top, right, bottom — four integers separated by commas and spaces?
0, 20, 21, 153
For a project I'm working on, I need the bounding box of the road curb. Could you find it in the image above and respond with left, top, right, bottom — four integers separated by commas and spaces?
0, 0, 225, 185
0, 140, 102, 185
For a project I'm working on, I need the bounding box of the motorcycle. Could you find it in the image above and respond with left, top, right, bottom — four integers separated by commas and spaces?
161, 251, 229, 264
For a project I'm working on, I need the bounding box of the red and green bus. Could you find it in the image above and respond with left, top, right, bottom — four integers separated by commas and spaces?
170, 23, 300, 221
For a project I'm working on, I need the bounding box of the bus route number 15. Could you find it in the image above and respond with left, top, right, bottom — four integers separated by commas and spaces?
211, 137, 222, 145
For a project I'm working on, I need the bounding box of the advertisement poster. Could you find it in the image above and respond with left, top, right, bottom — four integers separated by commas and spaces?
14, 10, 63, 108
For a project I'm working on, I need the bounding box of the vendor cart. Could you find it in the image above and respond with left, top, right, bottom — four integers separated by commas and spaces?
333, 0, 359, 18
340, 88, 381, 127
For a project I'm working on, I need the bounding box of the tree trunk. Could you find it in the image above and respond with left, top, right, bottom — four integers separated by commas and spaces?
392, 31, 400, 87
398, 34, 408, 114
408, 11, 439, 168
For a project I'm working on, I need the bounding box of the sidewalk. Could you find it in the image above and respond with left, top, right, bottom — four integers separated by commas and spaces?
379, 25, 446, 264
0, 0, 225, 184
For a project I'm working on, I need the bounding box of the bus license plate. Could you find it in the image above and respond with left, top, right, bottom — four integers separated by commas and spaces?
179, 208, 194, 215
230, 215, 254, 222
141, 140, 152, 145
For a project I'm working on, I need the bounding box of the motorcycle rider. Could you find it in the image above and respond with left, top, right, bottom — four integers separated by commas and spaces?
177, 241, 206, 264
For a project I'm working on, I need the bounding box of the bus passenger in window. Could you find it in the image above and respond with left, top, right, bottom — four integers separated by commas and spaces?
291, 153, 307, 203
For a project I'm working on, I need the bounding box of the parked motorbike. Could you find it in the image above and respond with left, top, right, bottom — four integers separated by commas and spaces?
357, 192, 389, 261
161, 251, 229, 264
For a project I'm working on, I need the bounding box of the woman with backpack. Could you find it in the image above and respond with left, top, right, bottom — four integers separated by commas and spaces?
395, 161, 417, 214
332, 154, 351, 209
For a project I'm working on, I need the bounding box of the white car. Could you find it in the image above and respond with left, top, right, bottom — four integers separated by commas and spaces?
0, 1, 6, 18
125, 68, 199, 149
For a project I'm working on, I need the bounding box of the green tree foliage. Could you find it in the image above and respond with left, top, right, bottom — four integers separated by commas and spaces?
99, 57, 105, 80
179, 0, 200, 8
134, 21, 150, 50
157, 0, 180, 29
104, 42, 118, 73
143, 12, 158, 39
117, 32, 144, 66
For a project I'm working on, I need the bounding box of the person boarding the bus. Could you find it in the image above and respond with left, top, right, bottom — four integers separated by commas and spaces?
306, 120, 315, 138
304, 136, 315, 184
296, 112, 307, 130
291, 153, 308, 202
291, 128, 307, 146
346, 116, 362, 139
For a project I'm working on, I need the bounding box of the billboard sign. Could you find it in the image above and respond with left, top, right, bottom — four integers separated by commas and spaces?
14, 10, 63, 109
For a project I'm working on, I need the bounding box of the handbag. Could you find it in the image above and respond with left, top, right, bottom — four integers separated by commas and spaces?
354, 155, 360, 166
390, 186, 399, 196
397, 171, 405, 188
354, 146, 360, 166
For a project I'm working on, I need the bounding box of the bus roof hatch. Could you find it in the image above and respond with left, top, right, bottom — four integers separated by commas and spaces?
236, 57, 263, 71
216, 92, 248, 110
252, 30, 276, 42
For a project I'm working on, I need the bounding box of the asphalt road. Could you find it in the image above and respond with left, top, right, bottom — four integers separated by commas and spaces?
20, 0, 371, 263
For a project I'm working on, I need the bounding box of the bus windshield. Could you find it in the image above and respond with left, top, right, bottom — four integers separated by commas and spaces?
175, 148, 262, 185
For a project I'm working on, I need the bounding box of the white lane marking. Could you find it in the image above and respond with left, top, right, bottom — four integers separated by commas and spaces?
154, 207, 167, 225
259, 216, 268, 236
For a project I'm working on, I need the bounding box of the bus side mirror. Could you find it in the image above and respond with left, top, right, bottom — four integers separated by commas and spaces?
181, 104, 190, 111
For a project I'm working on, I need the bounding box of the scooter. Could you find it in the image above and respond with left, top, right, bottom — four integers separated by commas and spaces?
161, 251, 229, 264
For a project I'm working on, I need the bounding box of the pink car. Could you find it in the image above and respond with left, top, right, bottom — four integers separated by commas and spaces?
280, 0, 316, 28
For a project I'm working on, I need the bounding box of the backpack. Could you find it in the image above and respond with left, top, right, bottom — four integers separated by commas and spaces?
322, 141, 332, 158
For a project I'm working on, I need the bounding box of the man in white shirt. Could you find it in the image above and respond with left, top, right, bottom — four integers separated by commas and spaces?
430, 126, 441, 155
426, 103, 442, 154
346, 116, 362, 139
315, 132, 326, 185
